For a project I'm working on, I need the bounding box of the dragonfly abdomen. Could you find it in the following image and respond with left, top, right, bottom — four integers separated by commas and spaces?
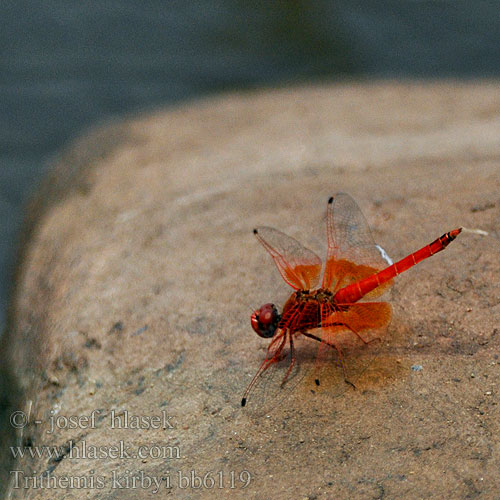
334, 228, 462, 304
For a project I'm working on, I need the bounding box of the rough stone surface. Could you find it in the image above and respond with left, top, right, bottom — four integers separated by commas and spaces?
2, 82, 500, 499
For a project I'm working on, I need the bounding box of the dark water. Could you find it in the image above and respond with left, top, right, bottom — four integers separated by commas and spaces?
1, 1, 500, 333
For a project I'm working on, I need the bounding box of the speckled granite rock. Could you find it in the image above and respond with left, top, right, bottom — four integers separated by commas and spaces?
2, 82, 499, 499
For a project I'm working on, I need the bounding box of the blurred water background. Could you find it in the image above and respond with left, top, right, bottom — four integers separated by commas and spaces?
1, 0, 500, 335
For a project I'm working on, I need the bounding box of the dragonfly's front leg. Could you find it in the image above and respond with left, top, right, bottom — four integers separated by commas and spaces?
280, 332, 296, 387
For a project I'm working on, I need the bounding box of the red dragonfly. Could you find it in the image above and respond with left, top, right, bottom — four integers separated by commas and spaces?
242, 193, 461, 407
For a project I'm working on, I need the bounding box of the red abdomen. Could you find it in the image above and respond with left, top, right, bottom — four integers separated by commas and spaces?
334, 228, 462, 304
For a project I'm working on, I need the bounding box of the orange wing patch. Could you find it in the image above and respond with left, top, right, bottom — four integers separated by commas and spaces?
319, 301, 392, 347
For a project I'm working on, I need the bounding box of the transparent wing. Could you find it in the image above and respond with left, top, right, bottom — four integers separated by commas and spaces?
322, 193, 393, 298
242, 302, 392, 415
308, 301, 392, 398
255, 226, 322, 291
242, 299, 312, 415
241, 328, 310, 416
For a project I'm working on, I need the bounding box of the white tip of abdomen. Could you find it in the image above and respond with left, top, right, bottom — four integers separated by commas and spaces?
375, 244, 393, 265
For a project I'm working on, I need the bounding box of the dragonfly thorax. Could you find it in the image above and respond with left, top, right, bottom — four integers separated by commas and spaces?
296, 288, 334, 304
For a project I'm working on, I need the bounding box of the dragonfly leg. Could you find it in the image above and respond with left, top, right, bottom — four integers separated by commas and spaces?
301, 331, 357, 389
293, 331, 326, 385
280, 333, 296, 387
301, 331, 326, 344
336, 347, 357, 390
343, 323, 371, 344
335, 321, 381, 346
266, 330, 288, 362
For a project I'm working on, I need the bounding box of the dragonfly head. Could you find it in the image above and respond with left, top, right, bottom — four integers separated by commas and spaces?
251, 303, 281, 338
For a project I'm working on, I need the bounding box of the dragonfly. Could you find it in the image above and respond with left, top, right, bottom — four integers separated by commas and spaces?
242, 193, 461, 408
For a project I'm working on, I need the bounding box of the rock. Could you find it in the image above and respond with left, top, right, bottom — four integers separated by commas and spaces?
2, 82, 499, 499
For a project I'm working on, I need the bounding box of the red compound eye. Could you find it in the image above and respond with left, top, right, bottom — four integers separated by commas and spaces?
250, 303, 280, 338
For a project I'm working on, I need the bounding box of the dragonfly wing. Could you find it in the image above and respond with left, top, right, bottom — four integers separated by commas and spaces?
242, 328, 312, 416
311, 302, 391, 349
307, 301, 392, 396
255, 226, 322, 290
323, 193, 393, 298
243, 302, 392, 414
